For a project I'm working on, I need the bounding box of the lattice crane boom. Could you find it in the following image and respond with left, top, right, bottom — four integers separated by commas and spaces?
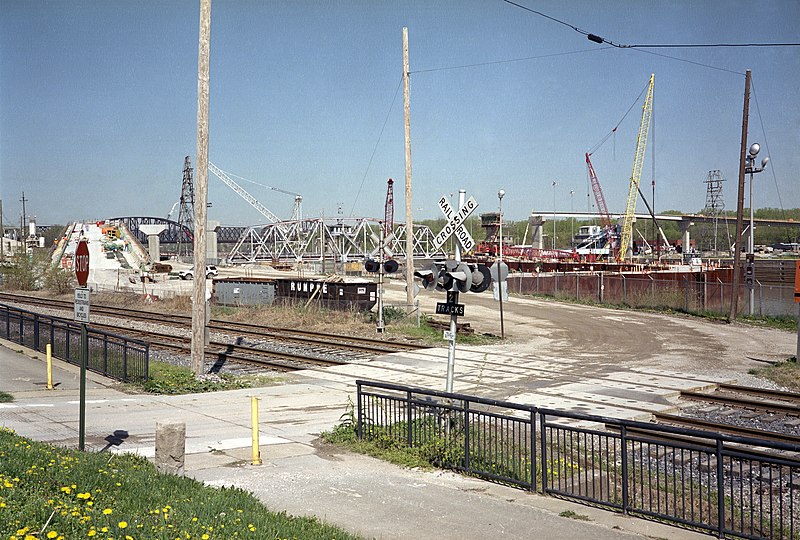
208, 161, 282, 224
384, 178, 394, 238
617, 73, 655, 262
585, 152, 616, 255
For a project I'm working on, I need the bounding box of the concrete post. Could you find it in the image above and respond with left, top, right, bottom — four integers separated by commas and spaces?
155, 421, 186, 475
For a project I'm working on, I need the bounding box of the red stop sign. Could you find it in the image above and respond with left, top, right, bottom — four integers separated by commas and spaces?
75, 240, 90, 287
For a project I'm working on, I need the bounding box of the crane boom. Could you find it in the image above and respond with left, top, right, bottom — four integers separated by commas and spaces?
617, 73, 655, 262
585, 152, 616, 257
208, 162, 282, 224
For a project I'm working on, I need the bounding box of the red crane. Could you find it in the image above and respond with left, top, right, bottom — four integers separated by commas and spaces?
585, 152, 616, 256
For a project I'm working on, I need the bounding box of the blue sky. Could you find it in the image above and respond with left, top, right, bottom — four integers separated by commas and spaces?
1, 0, 798, 227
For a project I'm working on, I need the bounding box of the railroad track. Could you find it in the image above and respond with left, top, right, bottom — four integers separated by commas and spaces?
0, 292, 429, 373
680, 383, 800, 417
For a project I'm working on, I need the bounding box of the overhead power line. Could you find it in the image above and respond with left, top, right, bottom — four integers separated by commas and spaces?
501, 0, 800, 48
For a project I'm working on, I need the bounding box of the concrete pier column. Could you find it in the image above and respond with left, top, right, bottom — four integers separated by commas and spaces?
529, 215, 546, 250
155, 421, 186, 475
139, 224, 167, 262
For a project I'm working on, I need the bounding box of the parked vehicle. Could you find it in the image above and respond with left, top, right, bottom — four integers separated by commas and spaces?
179, 265, 218, 280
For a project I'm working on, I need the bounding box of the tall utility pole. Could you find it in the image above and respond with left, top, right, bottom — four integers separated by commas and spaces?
192, 0, 212, 377
0, 199, 5, 260
729, 69, 751, 321
402, 27, 414, 312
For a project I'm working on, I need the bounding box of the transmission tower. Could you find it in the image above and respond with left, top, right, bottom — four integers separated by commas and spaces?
177, 156, 195, 258
701, 170, 728, 254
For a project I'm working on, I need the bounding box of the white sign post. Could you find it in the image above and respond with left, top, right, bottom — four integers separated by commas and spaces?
433, 191, 479, 394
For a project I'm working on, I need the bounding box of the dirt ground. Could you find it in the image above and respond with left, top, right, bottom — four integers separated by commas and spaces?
381, 279, 798, 389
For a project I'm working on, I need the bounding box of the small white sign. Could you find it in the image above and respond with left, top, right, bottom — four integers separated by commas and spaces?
74, 287, 90, 323
443, 330, 455, 341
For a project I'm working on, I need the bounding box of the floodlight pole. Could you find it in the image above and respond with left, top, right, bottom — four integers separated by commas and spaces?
498, 189, 505, 339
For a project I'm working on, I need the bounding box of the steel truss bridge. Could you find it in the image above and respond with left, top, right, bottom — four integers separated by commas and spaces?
111, 216, 445, 263
227, 217, 445, 264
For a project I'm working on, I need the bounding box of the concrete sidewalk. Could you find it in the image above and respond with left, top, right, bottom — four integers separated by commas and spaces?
0, 341, 708, 539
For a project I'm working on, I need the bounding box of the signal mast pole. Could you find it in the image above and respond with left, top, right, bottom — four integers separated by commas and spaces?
403, 27, 415, 313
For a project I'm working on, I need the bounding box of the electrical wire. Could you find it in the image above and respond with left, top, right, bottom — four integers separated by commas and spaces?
626, 48, 745, 76
587, 80, 649, 155
349, 76, 403, 217
500, 0, 800, 48
409, 47, 613, 74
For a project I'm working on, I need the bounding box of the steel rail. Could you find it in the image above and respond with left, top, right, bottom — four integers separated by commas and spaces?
680, 390, 800, 416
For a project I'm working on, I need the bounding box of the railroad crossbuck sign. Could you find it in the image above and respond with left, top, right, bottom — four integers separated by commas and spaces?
432, 195, 478, 252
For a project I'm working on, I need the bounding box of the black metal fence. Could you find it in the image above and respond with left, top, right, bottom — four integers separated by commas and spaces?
0, 303, 149, 382
357, 380, 800, 539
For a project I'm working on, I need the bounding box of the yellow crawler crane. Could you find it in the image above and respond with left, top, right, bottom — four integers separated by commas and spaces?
617, 74, 655, 262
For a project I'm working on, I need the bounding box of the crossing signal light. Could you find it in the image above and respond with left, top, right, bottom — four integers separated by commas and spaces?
414, 261, 491, 293
469, 263, 492, 293
383, 259, 399, 273
365, 258, 399, 273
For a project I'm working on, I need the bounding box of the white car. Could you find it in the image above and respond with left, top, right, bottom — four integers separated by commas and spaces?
179, 265, 218, 280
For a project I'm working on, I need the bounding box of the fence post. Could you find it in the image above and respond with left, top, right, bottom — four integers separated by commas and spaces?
576, 274, 579, 301
406, 389, 413, 447
463, 400, 470, 473
622, 274, 627, 305
65, 324, 70, 361
539, 413, 548, 493
684, 276, 690, 312
530, 410, 537, 493
716, 439, 725, 537
599, 272, 603, 303
757, 280, 763, 316
650, 275, 655, 307
33, 313, 40, 351
719, 278, 724, 311
123, 339, 128, 382
103, 334, 109, 374
621, 425, 629, 515
356, 381, 363, 440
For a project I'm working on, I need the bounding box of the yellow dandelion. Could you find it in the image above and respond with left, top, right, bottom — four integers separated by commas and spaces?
118, 521, 128, 529
47, 532, 58, 539
103, 508, 113, 515
60, 486, 72, 494
202, 534, 209, 539
87, 530, 96, 538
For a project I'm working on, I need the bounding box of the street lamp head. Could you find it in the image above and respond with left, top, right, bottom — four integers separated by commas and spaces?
761, 156, 770, 169
552, 181, 557, 187
498, 189, 505, 200
748, 143, 761, 157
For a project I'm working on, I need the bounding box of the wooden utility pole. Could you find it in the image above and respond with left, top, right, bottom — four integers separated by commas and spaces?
0, 199, 4, 260
729, 69, 751, 322
403, 27, 414, 311
192, 0, 212, 376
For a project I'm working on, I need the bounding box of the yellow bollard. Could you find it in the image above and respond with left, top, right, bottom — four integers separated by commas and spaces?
251, 396, 262, 465
46, 344, 53, 390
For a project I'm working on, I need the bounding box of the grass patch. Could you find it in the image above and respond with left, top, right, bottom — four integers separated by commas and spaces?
0, 427, 360, 539
320, 402, 433, 471
0, 391, 13, 403
130, 362, 282, 395
559, 510, 591, 521
749, 356, 800, 390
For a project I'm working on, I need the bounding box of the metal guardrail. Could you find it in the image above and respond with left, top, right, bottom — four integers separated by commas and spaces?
0, 303, 149, 382
357, 380, 800, 539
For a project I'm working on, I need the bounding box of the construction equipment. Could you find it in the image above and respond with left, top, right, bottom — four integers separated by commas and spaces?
208, 162, 302, 224
384, 178, 394, 238
585, 152, 616, 257
617, 74, 655, 262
